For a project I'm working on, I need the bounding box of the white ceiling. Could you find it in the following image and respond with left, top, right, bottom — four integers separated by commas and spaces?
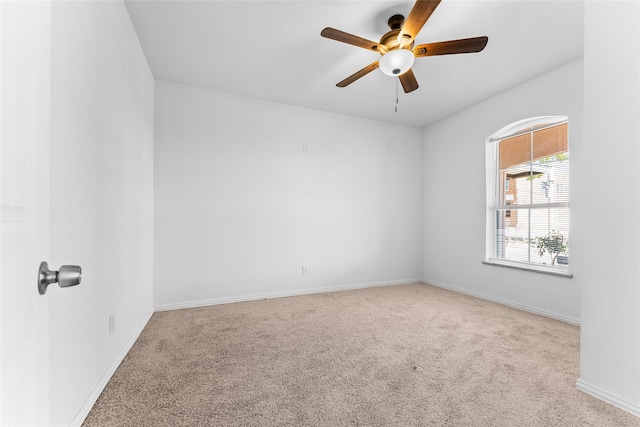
124, 0, 584, 128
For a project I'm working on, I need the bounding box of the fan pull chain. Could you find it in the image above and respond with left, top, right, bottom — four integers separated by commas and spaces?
395, 78, 399, 113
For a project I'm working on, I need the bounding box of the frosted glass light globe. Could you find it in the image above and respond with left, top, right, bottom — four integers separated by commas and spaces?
379, 49, 415, 76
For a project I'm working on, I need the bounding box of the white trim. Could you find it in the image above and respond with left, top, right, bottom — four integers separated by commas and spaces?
487, 116, 567, 142
154, 279, 423, 312
495, 202, 569, 210
483, 259, 573, 278
423, 277, 580, 326
576, 379, 640, 418
69, 308, 154, 427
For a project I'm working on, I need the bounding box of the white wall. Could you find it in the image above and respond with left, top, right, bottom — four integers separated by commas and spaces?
154, 81, 423, 309
576, 0, 640, 415
422, 58, 583, 323
49, 2, 154, 425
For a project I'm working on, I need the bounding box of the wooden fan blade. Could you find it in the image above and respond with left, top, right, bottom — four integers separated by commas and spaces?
413, 36, 489, 57
321, 28, 387, 53
336, 62, 380, 87
399, 69, 419, 93
398, 0, 442, 48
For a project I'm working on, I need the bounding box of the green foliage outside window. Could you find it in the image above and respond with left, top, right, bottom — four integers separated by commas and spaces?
532, 230, 568, 265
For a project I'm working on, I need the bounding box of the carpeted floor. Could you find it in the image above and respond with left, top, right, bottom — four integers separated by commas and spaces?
83, 283, 640, 426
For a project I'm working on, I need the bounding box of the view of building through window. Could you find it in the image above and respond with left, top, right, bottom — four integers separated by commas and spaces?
491, 121, 569, 270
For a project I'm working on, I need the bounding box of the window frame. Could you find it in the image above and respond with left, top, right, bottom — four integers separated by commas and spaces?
484, 116, 572, 278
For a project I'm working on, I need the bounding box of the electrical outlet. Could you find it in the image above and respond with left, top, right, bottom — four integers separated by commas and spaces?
109, 313, 116, 335
302, 265, 309, 275
302, 141, 310, 152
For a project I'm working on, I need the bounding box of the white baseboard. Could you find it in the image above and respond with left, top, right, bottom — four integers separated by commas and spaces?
70, 307, 154, 427
576, 379, 640, 417
154, 278, 423, 312
423, 277, 580, 326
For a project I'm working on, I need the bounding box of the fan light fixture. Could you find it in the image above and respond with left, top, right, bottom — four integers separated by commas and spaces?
379, 49, 415, 76
320, 1, 489, 93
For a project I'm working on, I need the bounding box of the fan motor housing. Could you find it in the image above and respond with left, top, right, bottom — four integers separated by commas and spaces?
380, 15, 414, 51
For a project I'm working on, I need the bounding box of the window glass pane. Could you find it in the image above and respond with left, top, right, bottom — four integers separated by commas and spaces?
530, 207, 569, 266
499, 133, 531, 206
531, 155, 569, 204
495, 208, 531, 263
494, 207, 569, 267
533, 124, 568, 162
532, 124, 569, 204
500, 167, 534, 207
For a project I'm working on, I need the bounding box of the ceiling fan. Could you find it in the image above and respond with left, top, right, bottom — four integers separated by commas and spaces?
321, 0, 488, 93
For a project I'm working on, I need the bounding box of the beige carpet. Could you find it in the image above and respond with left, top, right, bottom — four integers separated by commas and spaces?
83, 283, 640, 426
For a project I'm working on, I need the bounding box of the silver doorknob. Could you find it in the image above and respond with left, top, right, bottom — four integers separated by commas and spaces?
38, 261, 82, 295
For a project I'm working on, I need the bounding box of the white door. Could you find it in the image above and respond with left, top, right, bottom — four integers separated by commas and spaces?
1, 1, 52, 425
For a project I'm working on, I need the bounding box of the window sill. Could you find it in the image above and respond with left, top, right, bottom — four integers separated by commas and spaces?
482, 259, 573, 278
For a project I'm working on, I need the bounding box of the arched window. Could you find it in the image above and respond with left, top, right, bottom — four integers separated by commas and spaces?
485, 116, 571, 276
